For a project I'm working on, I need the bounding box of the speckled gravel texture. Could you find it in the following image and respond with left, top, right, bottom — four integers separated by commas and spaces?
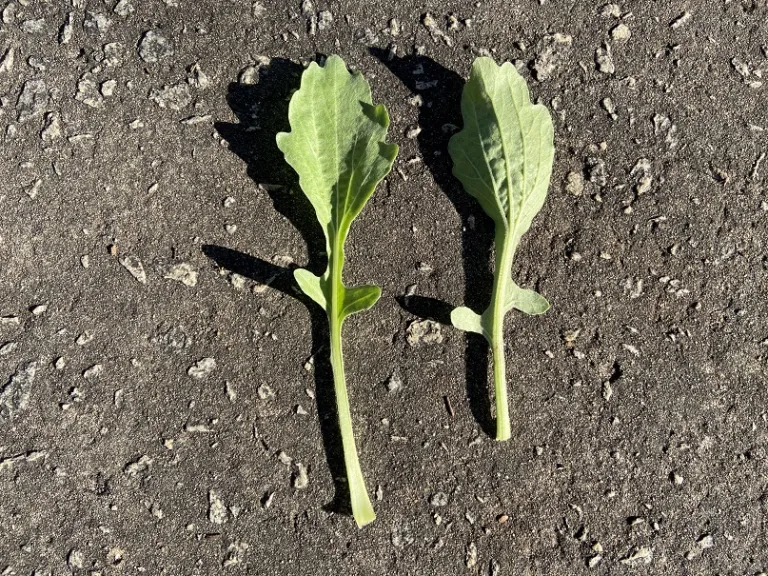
1, 0, 768, 574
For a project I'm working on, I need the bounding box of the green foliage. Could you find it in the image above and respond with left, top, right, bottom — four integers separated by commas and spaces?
277, 55, 398, 527
448, 57, 555, 441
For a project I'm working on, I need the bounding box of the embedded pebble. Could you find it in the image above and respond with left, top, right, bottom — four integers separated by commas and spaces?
59, 12, 74, 44
697, 534, 714, 549
24, 179, 42, 199
405, 125, 422, 139
601, 97, 617, 119
386, 373, 403, 393
223, 541, 249, 568
138, 30, 174, 63
238, 65, 261, 84
76, 331, 94, 345
564, 171, 585, 196
101, 79, 117, 97
83, 364, 103, 379
465, 542, 477, 569
188, 357, 217, 379
0, 342, 18, 356
208, 489, 228, 524
84, 12, 112, 35
532, 33, 573, 81
292, 463, 309, 489
124, 455, 153, 477
406, 319, 443, 346
0, 450, 47, 473
149, 83, 192, 110
119, 255, 147, 284
76, 74, 104, 108
31, 304, 48, 315
252, 2, 266, 17
230, 273, 246, 290
17, 80, 51, 121
67, 549, 85, 570
620, 546, 652, 565
429, 492, 449, 507
630, 158, 653, 195
600, 3, 621, 18
354, 28, 378, 46
611, 23, 630, 41
587, 157, 608, 187
20, 18, 45, 34
317, 10, 333, 30
0, 361, 38, 420
670, 11, 692, 29
653, 114, 678, 148
595, 43, 615, 74
257, 383, 274, 399
164, 263, 198, 287
41, 112, 63, 141
0, 46, 15, 74
114, 0, 135, 17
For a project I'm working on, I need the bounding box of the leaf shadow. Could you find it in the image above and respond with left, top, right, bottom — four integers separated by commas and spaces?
371, 48, 496, 437
209, 57, 353, 516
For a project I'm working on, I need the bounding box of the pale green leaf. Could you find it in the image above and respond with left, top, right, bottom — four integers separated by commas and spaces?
451, 306, 486, 336
341, 285, 381, 318
276, 55, 398, 245
448, 57, 555, 441
276, 55, 397, 526
505, 281, 550, 315
448, 57, 554, 238
294, 268, 326, 309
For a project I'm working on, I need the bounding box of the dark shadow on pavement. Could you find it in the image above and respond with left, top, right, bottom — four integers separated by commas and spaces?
371, 47, 496, 437
209, 56, 354, 517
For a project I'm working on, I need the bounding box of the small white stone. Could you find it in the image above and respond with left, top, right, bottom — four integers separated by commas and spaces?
188, 357, 216, 379
119, 255, 147, 284
83, 364, 103, 379
292, 463, 309, 489
208, 489, 228, 524
164, 263, 198, 287
611, 23, 631, 41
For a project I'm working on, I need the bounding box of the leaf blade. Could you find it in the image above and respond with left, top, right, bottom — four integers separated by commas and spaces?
451, 306, 487, 337
341, 285, 381, 319
505, 282, 550, 315
448, 57, 554, 237
276, 55, 398, 245
294, 269, 327, 309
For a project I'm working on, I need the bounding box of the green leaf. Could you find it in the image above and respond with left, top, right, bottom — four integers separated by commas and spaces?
505, 281, 550, 315
276, 55, 398, 245
450, 306, 486, 336
294, 268, 326, 309
341, 285, 381, 318
276, 55, 398, 527
448, 57, 555, 441
448, 57, 554, 237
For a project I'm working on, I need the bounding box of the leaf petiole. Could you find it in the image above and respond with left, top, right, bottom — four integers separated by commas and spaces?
327, 238, 375, 527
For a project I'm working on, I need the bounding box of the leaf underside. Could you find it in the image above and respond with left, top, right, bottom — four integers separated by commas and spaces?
448, 57, 554, 331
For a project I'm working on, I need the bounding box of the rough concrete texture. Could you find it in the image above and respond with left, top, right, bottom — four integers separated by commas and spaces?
1, 0, 768, 574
